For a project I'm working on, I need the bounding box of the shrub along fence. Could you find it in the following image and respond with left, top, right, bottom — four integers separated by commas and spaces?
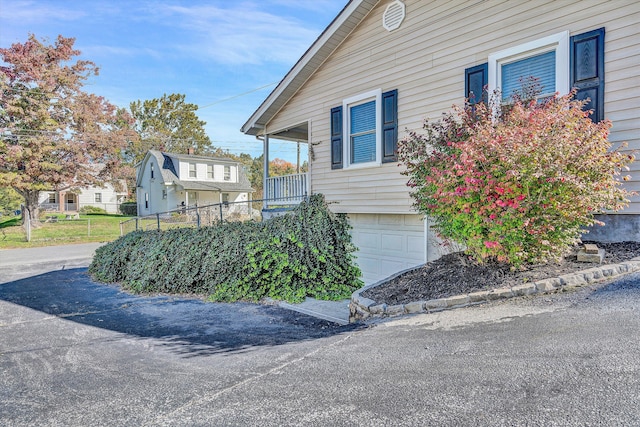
91, 195, 363, 303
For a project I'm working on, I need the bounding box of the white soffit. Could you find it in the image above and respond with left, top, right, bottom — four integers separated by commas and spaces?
383, 0, 405, 31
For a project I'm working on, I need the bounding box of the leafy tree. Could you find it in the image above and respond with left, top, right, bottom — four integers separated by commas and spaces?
398, 91, 634, 267
0, 187, 23, 214
128, 93, 212, 163
0, 34, 135, 226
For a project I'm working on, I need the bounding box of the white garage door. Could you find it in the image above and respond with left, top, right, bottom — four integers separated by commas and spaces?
349, 213, 427, 286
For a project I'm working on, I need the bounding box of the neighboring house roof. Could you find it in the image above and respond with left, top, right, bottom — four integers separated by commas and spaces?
241, 0, 377, 136
139, 150, 254, 193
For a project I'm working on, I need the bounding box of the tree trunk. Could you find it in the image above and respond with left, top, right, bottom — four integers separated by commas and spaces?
21, 190, 42, 229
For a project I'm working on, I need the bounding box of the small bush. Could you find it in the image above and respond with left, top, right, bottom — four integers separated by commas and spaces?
119, 202, 137, 216
90, 194, 362, 303
79, 206, 108, 214
398, 91, 634, 266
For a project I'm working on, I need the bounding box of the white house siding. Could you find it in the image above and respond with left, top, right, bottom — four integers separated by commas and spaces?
265, 0, 640, 214
39, 184, 124, 214
76, 185, 124, 213
262, 0, 640, 282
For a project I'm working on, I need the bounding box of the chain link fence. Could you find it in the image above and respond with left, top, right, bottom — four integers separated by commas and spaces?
119, 196, 305, 236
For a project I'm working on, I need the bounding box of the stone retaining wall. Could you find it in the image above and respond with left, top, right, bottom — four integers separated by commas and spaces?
349, 258, 640, 322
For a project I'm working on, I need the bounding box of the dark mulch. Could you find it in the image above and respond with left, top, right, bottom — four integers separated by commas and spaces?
362, 241, 640, 306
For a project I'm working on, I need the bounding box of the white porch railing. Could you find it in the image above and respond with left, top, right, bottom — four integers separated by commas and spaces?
265, 173, 308, 206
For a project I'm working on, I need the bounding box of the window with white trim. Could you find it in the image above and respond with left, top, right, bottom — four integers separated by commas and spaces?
207, 164, 214, 179
189, 163, 197, 178
344, 89, 381, 167
94, 193, 102, 203
488, 32, 569, 101
224, 165, 231, 181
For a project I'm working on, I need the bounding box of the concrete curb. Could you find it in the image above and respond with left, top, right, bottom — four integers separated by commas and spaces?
349, 256, 640, 322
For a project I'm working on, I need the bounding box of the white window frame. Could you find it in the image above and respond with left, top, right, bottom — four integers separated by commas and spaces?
342, 89, 382, 169
207, 164, 214, 179
189, 163, 197, 178
488, 31, 569, 101
94, 193, 102, 203
224, 165, 231, 181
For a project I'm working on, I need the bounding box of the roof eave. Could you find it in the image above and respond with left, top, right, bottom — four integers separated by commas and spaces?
241, 0, 377, 136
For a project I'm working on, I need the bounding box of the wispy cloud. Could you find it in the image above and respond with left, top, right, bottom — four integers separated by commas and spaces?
136, 1, 336, 66
0, 0, 86, 23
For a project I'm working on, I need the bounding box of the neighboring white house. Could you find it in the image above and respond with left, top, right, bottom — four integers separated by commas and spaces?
136, 150, 254, 216
39, 183, 127, 214
242, 0, 640, 285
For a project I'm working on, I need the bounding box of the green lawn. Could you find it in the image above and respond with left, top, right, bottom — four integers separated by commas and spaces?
0, 214, 132, 249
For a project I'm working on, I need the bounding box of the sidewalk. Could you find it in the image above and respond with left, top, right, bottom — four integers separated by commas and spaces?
0, 242, 352, 324
0, 242, 104, 282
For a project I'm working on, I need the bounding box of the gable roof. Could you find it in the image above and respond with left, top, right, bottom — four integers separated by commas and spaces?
241, 0, 378, 136
137, 150, 254, 193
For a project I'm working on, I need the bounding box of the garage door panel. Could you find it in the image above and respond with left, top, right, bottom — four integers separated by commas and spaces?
349, 213, 426, 285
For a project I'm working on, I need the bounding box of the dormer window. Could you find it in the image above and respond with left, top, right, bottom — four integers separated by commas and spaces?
207, 164, 214, 179
189, 163, 197, 178
224, 165, 231, 181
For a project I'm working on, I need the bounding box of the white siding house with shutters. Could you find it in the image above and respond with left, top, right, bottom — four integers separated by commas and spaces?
136, 150, 254, 216
242, 0, 640, 285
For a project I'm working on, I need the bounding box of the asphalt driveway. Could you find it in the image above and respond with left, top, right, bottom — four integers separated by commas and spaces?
1, 247, 639, 426
0, 267, 357, 356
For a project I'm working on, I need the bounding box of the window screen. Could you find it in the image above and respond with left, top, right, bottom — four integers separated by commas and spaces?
501, 50, 555, 100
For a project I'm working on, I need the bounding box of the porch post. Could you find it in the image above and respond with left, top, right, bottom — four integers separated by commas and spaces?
263, 134, 269, 209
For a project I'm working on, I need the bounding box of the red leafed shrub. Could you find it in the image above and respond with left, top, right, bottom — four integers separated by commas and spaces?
398, 92, 634, 266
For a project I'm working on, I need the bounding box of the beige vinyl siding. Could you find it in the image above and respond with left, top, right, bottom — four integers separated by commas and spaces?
266, 0, 640, 214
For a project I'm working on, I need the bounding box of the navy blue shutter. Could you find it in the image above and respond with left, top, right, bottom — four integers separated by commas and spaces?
570, 28, 605, 122
381, 89, 398, 163
465, 63, 488, 105
330, 106, 343, 169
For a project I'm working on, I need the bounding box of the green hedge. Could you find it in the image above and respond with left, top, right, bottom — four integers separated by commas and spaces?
119, 202, 137, 216
79, 205, 108, 214
89, 195, 362, 303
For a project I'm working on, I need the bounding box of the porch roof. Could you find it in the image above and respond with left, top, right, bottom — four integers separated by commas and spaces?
172, 179, 254, 193
241, 0, 378, 137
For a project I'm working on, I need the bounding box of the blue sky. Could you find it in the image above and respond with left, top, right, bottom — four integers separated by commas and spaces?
0, 0, 347, 162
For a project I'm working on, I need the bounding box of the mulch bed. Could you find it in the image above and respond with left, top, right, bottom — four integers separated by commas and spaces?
362, 241, 640, 306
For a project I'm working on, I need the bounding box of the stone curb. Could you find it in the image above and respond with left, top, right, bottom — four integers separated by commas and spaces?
349, 257, 640, 322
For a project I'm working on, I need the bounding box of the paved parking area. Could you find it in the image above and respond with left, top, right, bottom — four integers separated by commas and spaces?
1, 247, 639, 426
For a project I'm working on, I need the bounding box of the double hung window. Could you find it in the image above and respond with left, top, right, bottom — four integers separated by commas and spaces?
349, 97, 378, 164
331, 88, 397, 169
467, 28, 604, 122
488, 31, 569, 101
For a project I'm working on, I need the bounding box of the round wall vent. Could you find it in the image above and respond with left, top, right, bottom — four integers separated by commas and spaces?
382, 0, 406, 32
